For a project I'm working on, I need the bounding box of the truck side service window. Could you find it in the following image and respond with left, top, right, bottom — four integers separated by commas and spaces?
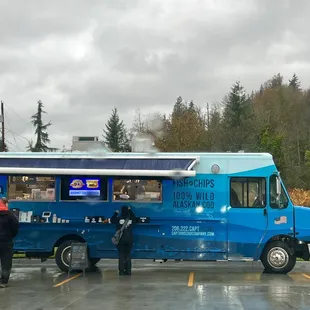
60, 176, 108, 201
113, 179, 162, 202
269, 175, 289, 209
8, 175, 56, 201
230, 177, 266, 208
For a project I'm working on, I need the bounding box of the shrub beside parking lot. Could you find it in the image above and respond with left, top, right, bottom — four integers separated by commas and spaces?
288, 188, 310, 207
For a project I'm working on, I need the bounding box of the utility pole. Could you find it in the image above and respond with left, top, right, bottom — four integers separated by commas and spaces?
206, 102, 210, 129
1, 101, 4, 152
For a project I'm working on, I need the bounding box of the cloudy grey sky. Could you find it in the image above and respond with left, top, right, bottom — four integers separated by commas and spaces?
0, 0, 309, 151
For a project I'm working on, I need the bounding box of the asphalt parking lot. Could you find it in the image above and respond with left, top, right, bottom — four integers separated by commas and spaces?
2, 259, 310, 310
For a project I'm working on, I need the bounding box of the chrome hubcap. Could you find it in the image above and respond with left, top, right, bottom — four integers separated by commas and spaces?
61, 246, 71, 267
267, 247, 289, 269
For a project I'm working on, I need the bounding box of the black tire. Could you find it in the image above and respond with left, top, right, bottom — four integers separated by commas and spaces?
55, 240, 100, 272
55, 240, 74, 272
261, 241, 296, 274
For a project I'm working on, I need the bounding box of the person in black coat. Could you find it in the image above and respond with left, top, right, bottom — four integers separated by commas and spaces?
0, 197, 19, 288
110, 206, 136, 275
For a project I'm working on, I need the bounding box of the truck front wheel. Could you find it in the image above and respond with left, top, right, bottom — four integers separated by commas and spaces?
261, 241, 296, 274
55, 240, 100, 272
55, 240, 73, 272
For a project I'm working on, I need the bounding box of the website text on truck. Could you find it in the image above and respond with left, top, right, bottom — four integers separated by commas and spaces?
1, 151, 310, 274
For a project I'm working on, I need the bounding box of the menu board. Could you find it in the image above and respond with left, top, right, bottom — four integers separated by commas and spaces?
69, 243, 88, 274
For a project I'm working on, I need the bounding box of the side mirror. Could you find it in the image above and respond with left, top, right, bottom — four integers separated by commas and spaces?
276, 176, 281, 196
275, 176, 283, 208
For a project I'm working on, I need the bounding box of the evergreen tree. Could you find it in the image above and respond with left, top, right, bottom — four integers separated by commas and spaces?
172, 96, 187, 119
223, 81, 249, 128
30, 101, 53, 152
222, 81, 250, 151
188, 100, 195, 113
129, 71, 310, 189
289, 73, 301, 90
121, 128, 131, 152
103, 108, 130, 152
272, 73, 283, 88
270, 73, 283, 88
207, 106, 224, 151
263, 73, 283, 89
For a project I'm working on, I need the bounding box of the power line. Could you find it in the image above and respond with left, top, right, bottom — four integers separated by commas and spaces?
2, 127, 29, 151
4, 109, 29, 141
5, 140, 23, 152
3, 109, 30, 151
8, 131, 18, 150
3, 102, 30, 126
4, 111, 20, 150
6, 129, 29, 142
5, 129, 29, 151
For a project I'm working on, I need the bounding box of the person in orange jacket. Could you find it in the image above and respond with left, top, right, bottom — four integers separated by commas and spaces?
0, 197, 19, 288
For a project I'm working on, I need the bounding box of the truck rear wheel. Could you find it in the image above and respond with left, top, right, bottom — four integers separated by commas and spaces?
261, 241, 296, 274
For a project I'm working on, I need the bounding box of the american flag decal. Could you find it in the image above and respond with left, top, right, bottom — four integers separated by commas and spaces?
274, 216, 287, 225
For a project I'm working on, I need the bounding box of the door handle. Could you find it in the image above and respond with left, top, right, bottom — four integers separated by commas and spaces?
263, 209, 267, 216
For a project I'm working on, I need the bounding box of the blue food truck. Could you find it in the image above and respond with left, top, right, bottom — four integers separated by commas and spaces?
1, 151, 310, 274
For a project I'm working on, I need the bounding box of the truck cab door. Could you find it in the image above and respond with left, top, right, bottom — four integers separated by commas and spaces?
267, 174, 294, 239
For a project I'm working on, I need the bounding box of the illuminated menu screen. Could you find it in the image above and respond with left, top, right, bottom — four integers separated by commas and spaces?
69, 178, 101, 197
